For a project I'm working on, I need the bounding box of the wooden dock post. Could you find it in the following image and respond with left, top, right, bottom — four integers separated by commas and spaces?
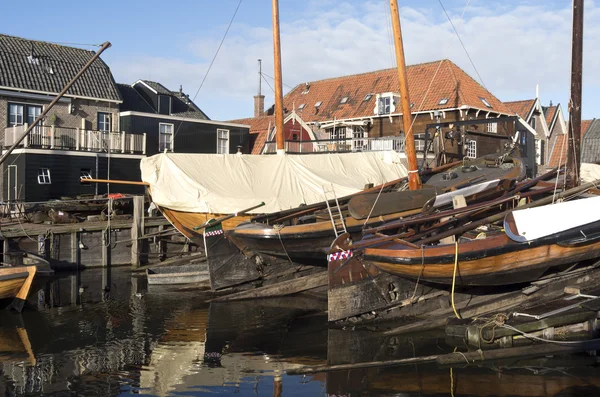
102, 229, 111, 268
131, 196, 144, 268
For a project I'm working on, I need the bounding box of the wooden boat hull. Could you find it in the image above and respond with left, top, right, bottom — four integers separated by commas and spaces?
364, 220, 600, 286
0, 265, 37, 312
228, 211, 414, 266
159, 207, 252, 243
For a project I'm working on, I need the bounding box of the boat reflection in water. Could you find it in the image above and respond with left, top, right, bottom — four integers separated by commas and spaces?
0, 267, 327, 396
2, 267, 600, 396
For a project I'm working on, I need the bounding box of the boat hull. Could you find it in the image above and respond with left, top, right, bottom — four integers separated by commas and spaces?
0, 265, 37, 312
364, 220, 600, 286
146, 263, 209, 285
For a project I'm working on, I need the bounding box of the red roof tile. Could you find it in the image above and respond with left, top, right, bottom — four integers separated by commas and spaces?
284, 59, 512, 122
504, 99, 536, 119
229, 115, 274, 154
544, 106, 557, 126
547, 119, 593, 167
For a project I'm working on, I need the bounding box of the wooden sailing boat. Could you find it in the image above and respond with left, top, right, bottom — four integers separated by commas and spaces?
326, 0, 598, 321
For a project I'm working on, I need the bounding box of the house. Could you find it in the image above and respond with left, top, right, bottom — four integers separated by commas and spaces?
0, 34, 143, 202
239, 59, 533, 170
118, 80, 250, 156
0, 34, 251, 203
581, 119, 600, 163
229, 111, 315, 154
547, 119, 593, 168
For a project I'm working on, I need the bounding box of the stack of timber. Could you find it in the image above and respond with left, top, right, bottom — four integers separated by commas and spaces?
327, 166, 600, 323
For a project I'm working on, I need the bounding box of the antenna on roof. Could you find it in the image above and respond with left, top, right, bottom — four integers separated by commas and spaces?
258, 59, 262, 96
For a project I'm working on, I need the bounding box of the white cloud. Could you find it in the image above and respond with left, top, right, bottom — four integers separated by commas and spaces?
109, 1, 600, 120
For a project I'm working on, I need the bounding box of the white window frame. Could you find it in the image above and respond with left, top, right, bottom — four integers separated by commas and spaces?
217, 128, 229, 154
159, 123, 174, 152
415, 139, 425, 152
98, 112, 111, 132
38, 168, 51, 184
379, 96, 392, 115
8, 103, 24, 126
466, 140, 477, 159
331, 127, 347, 141
487, 122, 498, 133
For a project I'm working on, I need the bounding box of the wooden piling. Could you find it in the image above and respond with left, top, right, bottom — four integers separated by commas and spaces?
131, 196, 144, 268
102, 229, 111, 268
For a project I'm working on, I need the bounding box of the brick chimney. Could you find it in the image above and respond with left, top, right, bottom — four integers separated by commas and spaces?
254, 94, 265, 117
254, 59, 265, 117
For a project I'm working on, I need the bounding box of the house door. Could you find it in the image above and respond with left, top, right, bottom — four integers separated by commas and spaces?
7, 165, 17, 201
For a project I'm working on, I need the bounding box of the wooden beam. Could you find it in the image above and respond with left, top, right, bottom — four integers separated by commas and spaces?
81, 178, 149, 186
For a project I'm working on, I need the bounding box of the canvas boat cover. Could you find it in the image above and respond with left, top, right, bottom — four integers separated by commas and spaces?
581, 163, 600, 183
141, 152, 408, 214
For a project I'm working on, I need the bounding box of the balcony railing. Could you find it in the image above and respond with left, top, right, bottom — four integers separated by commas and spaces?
3, 124, 146, 154
263, 136, 423, 154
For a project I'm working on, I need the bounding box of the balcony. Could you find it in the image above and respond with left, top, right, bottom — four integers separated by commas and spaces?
4, 125, 146, 154
263, 136, 424, 154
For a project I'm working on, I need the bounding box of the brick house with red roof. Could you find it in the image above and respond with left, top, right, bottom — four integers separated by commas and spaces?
235, 60, 536, 169
548, 119, 593, 168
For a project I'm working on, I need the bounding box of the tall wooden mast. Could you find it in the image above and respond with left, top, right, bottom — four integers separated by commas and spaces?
390, 0, 421, 190
567, 0, 584, 187
272, 0, 285, 154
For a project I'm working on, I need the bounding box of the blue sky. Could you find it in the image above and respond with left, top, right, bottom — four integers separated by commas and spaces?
3, 1, 599, 121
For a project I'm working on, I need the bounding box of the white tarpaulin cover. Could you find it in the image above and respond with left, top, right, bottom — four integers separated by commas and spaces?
581, 163, 600, 183
141, 152, 408, 214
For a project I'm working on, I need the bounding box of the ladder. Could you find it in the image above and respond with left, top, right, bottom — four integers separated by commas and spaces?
323, 184, 347, 237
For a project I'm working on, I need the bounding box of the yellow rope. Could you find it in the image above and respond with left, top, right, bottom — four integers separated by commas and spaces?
451, 240, 462, 319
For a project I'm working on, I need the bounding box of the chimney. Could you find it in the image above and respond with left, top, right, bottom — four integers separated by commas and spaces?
179, 85, 183, 95
254, 59, 265, 117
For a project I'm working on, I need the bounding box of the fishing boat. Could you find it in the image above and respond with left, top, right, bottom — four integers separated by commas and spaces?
146, 263, 210, 285
225, 153, 525, 268
0, 265, 37, 312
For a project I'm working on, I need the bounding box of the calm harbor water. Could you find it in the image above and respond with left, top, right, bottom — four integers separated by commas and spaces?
1, 267, 600, 396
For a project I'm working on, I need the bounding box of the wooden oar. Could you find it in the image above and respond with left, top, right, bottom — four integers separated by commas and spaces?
192, 202, 265, 231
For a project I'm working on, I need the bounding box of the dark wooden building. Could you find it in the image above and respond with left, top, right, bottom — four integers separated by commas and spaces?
118, 81, 250, 156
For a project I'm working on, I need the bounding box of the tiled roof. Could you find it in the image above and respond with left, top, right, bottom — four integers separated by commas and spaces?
0, 34, 121, 102
543, 105, 557, 126
170, 90, 208, 118
116, 83, 155, 113
581, 119, 600, 163
548, 119, 593, 167
504, 99, 536, 120
141, 80, 171, 95
283, 59, 511, 122
171, 110, 210, 120
228, 116, 274, 154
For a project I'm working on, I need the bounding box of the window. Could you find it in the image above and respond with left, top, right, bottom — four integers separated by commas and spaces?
378, 96, 392, 115
363, 94, 373, 102
466, 140, 477, 158
438, 98, 449, 105
315, 101, 322, 108
298, 103, 306, 110
480, 97, 492, 108
331, 127, 347, 141
415, 139, 425, 152
80, 169, 92, 185
487, 122, 497, 133
27, 55, 40, 65
8, 104, 24, 126
38, 168, 51, 184
340, 96, 349, 104
217, 129, 229, 154
98, 112, 111, 132
159, 123, 174, 152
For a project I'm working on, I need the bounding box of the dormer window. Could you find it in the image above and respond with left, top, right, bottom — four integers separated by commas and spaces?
27, 55, 40, 65
364, 94, 373, 102
340, 96, 349, 104
158, 94, 172, 115
480, 97, 492, 108
379, 96, 391, 115
298, 103, 306, 110
438, 98, 449, 105
315, 101, 322, 108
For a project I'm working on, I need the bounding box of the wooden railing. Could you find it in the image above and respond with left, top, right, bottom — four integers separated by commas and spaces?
263, 136, 421, 154
3, 125, 146, 154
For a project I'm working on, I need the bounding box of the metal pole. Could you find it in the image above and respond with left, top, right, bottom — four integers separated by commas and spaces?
567, 0, 584, 188
272, 0, 285, 154
389, 0, 421, 190
0, 41, 112, 166
258, 58, 262, 95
